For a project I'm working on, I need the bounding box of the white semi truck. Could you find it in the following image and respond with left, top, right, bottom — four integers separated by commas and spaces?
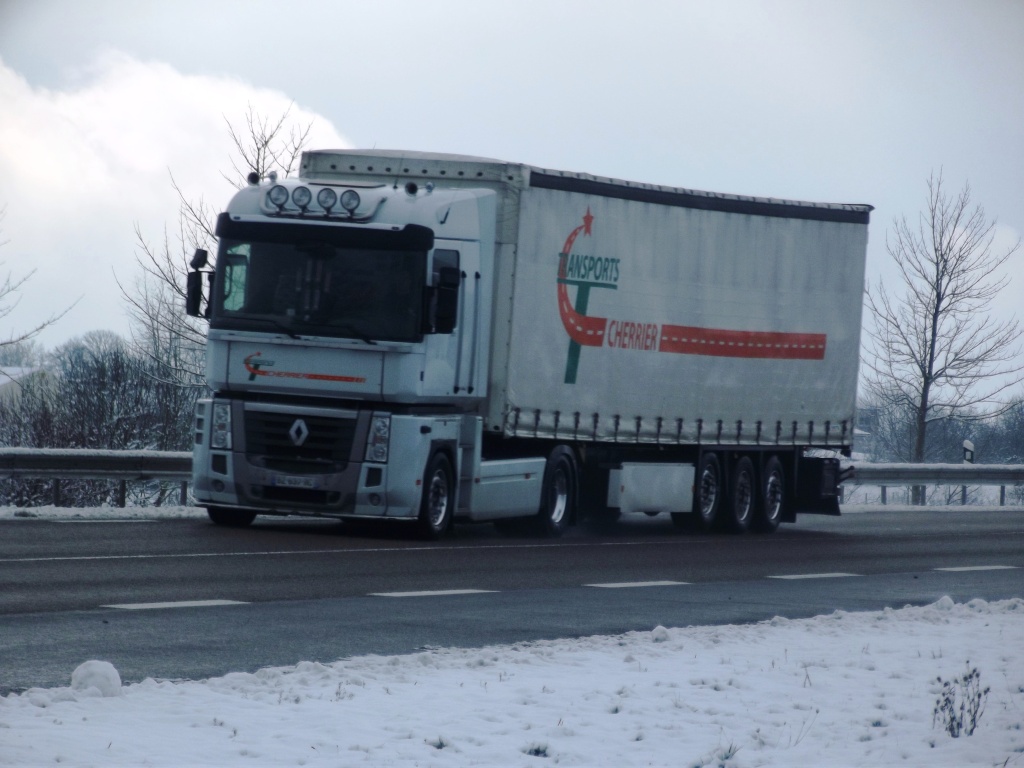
187, 150, 871, 537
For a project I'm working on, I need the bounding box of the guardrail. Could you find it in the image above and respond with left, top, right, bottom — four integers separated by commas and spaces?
844, 463, 1024, 505
0, 448, 193, 507
1, 449, 1022, 508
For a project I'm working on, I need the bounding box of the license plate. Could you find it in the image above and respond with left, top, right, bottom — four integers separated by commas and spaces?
271, 474, 319, 489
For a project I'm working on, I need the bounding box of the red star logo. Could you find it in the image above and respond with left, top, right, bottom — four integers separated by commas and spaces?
583, 207, 594, 235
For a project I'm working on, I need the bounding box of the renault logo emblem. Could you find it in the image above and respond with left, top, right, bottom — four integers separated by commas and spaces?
289, 419, 309, 447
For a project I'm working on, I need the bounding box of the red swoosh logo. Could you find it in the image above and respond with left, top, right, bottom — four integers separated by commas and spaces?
557, 211, 826, 360
243, 352, 367, 383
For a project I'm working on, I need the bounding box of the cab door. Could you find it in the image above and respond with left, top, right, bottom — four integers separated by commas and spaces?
422, 240, 485, 398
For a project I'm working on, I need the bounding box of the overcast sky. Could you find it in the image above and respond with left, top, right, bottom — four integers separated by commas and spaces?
0, 0, 1021, 350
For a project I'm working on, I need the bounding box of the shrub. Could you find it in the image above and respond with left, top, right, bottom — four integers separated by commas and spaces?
933, 664, 989, 737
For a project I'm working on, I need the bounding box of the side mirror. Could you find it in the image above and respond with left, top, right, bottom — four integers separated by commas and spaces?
434, 266, 461, 334
186, 271, 205, 317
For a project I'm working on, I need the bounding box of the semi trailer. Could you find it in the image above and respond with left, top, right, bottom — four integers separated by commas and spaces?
187, 150, 871, 537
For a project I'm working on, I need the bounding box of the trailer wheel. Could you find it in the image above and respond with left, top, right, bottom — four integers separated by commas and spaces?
417, 452, 454, 540
207, 507, 256, 528
724, 456, 755, 533
694, 452, 722, 530
535, 446, 576, 537
753, 456, 784, 532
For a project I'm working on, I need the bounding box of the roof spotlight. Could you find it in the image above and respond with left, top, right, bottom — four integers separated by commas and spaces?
340, 189, 361, 213
317, 188, 337, 211
291, 186, 312, 209
268, 185, 289, 208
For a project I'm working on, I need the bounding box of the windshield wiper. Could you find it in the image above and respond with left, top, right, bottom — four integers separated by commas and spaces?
266, 318, 302, 339
330, 323, 377, 345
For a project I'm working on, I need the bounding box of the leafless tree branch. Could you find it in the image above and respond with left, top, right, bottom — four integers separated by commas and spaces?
116, 106, 313, 391
0, 205, 76, 350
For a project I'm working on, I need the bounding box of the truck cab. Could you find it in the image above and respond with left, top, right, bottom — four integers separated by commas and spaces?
190, 166, 506, 536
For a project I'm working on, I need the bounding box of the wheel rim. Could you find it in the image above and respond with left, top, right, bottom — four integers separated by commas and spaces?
764, 469, 783, 523
700, 464, 718, 520
548, 466, 569, 525
427, 469, 449, 528
735, 466, 753, 524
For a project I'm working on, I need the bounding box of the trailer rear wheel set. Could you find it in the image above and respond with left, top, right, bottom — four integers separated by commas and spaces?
687, 451, 788, 534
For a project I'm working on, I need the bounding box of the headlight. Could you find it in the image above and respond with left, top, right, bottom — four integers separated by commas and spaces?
291, 186, 312, 209
340, 189, 361, 213
317, 188, 337, 210
211, 402, 232, 450
364, 414, 391, 463
268, 185, 289, 208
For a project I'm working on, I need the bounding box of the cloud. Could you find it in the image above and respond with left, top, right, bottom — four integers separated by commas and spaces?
0, 51, 350, 347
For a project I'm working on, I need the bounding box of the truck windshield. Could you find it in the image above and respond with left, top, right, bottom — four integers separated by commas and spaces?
210, 224, 429, 343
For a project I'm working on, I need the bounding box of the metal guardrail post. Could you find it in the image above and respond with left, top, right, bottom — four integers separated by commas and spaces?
880, 486, 886, 505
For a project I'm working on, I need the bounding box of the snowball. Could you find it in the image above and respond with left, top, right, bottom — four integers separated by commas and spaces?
71, 660, 122, 697
932, 596, 956, 612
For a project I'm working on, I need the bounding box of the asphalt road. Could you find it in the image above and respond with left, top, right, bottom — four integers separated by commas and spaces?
1, 507, 1022, 693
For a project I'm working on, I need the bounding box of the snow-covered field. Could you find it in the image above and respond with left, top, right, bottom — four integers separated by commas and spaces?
1, 599, 1021, 766
2, 505, 1022, 766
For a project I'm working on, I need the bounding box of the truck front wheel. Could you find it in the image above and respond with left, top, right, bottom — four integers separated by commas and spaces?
417, 452, 454, 540
535, 446, 576, 537
207, 507, 256, 528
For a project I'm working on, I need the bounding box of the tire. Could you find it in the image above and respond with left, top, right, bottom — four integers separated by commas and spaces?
693, 452, 722, 530
417, 452, 454, 540
724, 456, 755, 533
207, 507, 257, 528
535, 446, 576, 537
752, 455, 784, 533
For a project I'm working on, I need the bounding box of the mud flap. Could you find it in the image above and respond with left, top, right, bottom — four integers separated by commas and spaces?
795, 457, 842, 516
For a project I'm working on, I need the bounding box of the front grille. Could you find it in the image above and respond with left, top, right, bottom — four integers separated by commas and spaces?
244, 410, 357, 471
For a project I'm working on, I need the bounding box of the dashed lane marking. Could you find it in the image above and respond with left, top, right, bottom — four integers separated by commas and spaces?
585, 581, 690, 588
370, 589, 497, 598
102, 599, 249, 610
768, 573, 860, 580
934, 565, 1019, 572
0, 540, 686, 565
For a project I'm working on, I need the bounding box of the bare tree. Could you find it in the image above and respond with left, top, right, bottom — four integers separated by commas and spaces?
0, 205, 73, 352
0, 331, 195, 506
864, 171, 1023, 499
118, 104, 313, 386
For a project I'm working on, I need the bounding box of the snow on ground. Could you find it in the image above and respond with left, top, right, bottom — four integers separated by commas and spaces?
2, 598, 1023, 767
0, 504, 207, 521
3, 503, 1023, 765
